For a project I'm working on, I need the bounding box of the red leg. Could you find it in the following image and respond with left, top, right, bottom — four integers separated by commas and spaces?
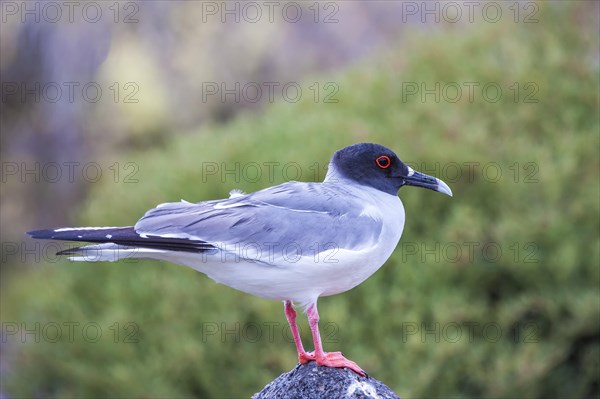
306, 302, 366, 376
284, 300, 315, 363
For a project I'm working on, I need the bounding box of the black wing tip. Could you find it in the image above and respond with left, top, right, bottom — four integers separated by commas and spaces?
27, 227, 215, 254
27, 227, 134, 241
26, 229, 56, 239
56, 247, 81, 256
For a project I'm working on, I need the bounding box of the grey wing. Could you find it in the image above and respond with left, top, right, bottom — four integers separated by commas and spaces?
134, 182, 383, 264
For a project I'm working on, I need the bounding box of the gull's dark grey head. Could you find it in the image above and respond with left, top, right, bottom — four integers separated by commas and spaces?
327, 143, 453, 197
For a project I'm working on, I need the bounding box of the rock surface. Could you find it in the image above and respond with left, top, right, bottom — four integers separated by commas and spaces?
253, 362, 400, 399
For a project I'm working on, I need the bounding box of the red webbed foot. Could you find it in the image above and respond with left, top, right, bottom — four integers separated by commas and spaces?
314, 351, 366, 377
298, 350, 315, 364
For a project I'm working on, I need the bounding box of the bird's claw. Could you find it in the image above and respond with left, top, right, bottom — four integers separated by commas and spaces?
316, 351, 366, 376
298, 351, 315, 363
300, 351, 366, 377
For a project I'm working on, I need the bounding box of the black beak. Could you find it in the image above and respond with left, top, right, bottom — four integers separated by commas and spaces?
402, 169, 453, 196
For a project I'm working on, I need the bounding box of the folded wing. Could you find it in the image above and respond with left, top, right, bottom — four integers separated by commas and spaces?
135, 182, 383, 264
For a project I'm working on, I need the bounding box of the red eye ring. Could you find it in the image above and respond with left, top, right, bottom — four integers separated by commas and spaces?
376, 155, 391, 169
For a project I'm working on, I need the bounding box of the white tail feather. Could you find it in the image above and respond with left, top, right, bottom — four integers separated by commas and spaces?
66, 243, 168, 262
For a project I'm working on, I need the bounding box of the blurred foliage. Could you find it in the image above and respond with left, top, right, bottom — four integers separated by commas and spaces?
3, 3, 599, 398
0, 1, 404, 244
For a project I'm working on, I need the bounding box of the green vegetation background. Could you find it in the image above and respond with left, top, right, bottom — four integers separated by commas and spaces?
3, 4, 598, 398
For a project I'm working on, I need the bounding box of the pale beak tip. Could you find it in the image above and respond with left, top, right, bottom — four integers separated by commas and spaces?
436, 178, 453, 197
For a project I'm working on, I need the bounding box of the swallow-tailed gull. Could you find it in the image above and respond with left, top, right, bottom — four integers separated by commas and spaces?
28, 143, 452, 376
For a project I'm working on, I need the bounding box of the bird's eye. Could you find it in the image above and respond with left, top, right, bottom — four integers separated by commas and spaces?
375, 155, 391, 169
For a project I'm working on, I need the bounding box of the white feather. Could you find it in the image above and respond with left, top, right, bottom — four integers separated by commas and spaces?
54, 226, 120, 232
229, 189, 246, 198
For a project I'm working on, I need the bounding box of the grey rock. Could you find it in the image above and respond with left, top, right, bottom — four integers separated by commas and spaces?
253, 362, 400, 399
